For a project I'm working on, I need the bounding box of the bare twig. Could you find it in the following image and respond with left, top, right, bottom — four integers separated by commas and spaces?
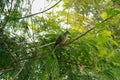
13, 64, 25, 80
18, 0, 62, 19
0, 49, 52, 72
40, 42, 55, 48
0, 0, 14, 35
66, 27, 95, 45
65, 13, 120, 46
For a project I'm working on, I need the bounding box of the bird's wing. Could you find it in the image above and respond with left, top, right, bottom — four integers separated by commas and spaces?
54, 35, 63, 48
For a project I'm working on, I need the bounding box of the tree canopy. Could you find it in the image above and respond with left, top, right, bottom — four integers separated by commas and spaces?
0, 0, 120, 80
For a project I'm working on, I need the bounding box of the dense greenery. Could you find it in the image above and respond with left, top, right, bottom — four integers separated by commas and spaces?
0, 0, 120, 80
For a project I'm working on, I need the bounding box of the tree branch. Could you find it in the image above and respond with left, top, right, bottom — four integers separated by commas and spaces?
40, 42, 55, 48
13, 64, 25, 79
0, 0, 14, 35
18, 0, 62, 19
0, 50, 52, 72
65, 13, 120, 46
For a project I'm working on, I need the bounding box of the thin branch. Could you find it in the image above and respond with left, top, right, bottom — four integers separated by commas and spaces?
65, 13, 120, 46
40, 42, 55, 48
0, 0, 14, 35
0, 50, 52, 72
67, 27, 95, 45
0, 49, 53, 75
13, 64, 25, 79
17, 0, 62, 19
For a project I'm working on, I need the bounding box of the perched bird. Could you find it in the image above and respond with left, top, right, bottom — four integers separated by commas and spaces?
54, 31, 70, 48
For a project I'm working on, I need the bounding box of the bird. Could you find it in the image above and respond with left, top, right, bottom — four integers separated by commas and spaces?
54, 31, 70, 48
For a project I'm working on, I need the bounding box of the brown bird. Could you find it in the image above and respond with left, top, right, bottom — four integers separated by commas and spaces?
54, 31, 70, 48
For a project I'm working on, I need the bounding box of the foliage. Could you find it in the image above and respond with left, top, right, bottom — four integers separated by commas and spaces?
0, 0, 120, 80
